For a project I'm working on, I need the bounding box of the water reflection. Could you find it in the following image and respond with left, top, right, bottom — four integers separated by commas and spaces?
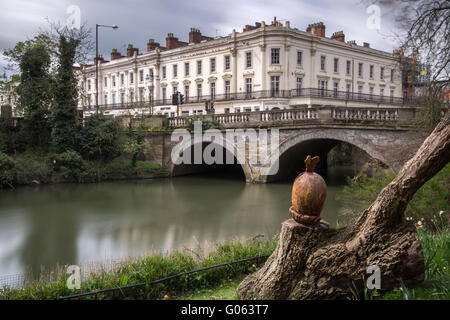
0, 166, 353, 277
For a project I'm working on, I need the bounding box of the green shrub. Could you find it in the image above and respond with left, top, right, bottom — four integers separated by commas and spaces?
338, 164, 450, 229
14, 154, 53, 185
0, 152, 16, 187
136, 161, 163, 173
78, 113, 121, 161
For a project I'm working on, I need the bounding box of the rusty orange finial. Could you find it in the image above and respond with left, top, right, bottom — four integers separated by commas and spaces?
305, 155, 320, 172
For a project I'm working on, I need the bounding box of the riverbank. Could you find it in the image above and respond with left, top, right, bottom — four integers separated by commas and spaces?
0, 237, 276, 300
0, 151, 169, 188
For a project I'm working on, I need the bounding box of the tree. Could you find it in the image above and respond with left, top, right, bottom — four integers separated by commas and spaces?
51, 35, 80, 153
78, 113, 121, 161
369, 0, 449, 129
16, 45, 52, 149
238, 111, 449, 299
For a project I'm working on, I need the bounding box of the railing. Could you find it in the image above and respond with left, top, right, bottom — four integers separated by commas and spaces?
166, 106, 403, 128
332, 107, 399, 121
83, 87, 407, 111
260, 108, 318, 121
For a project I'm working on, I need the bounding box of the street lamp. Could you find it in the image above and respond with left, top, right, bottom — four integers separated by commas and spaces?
96, 24, 118, 112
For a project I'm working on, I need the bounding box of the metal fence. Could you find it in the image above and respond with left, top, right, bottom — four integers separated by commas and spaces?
58, 254, 270, 300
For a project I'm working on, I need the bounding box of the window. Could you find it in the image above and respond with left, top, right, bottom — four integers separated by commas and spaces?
210, 82, 215, 99
246, 52, 252, 68
104, 94, 108, 104
380, 88, 384, 101
120, 74, 124, 85
318, 80, 327, 96
162, 88, 167, 103
320, 55, 326, 71
185, 62, 189, 76
390, 89, 394, 103
130, 91, 134, 102
184, 85, 189, 101
334, 58, 339, 73
358, 85, 363, 99
370, 65, 374, 79
104, 77, 108, 87
346, 83, 351, 99
139, 70, 144, 82
271, 48, 280, 64
225, 80, 230, 99
88, 80, 91, 90
162, 66, 166, 79
173, 64, 178, 78
197, 83, 202, 101
173, 86, 177, 94
358, 63, 363, 77
380, 67, 385, 80
112, 93, 116, 104
210, 58, 216, 73
369, 87, 374, 100
112, 76, 116, 87
225, 55, 230, 70
390, 69, 394, 82
346, 60, 351, 75
139, 88, 144, 102
333, 82, 339, 97
296, 77, 302, 96
245, 78, 252, 98
129, 72, 134, 84
148, 90, 154, 103
270, 76, 280, 96
297, 51, 303, 67
120, 92, 125, 104
197, 60, 202, 75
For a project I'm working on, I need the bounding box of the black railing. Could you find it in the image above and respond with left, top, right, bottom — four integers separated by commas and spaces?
58, 254, 269, 300
83, 88, 407, 111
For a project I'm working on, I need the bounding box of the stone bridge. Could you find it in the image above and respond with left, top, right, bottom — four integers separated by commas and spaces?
142, 106, 429, 183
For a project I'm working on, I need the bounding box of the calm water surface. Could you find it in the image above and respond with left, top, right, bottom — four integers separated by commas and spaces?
0, 167, 353, 277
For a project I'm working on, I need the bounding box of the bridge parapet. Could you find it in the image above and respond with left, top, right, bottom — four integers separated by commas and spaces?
167, 106, 417, 128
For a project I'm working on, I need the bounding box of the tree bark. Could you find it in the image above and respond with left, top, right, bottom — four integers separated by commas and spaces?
238, 112, 450, 299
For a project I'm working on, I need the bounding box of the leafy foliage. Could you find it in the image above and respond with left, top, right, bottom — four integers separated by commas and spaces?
78, 113, 121, 161
51, 36, 80, 153
0, 152, 16, 188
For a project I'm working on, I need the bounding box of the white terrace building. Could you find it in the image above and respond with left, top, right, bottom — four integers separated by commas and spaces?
78, 18, 404, 117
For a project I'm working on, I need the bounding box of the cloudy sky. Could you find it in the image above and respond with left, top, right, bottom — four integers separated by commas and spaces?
0, 0, 402, 74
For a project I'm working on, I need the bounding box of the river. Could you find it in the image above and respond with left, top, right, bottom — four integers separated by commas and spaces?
0, 166, 354, 278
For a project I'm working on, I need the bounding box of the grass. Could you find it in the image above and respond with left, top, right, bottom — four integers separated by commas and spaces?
0, 237, 276, 300
175, 227, 450, 301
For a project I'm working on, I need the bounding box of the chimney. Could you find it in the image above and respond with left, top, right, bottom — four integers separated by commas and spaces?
347, 40, 357, 45
271, 16, 282, 27
147, 39, 161, 51
126, 44, 139, 57
189, 28, 202, 43
110, 48, 122, 60
363, 42, 370, 48
166, 33, 179, 49
94, 55, 104, 64
331, 31, 345, 42
306, 22, 326, 37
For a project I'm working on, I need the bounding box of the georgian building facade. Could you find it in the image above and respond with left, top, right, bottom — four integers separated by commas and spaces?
78, 18, 403, 117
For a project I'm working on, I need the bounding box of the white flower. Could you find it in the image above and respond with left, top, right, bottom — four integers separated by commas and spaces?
417, 221, 422, 226
439, 211, 444, 216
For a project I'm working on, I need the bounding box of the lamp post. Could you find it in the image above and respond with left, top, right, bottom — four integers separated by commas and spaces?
95, 24, 118, 112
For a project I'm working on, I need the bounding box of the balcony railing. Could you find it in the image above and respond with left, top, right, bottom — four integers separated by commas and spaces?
83, 88, 406, 111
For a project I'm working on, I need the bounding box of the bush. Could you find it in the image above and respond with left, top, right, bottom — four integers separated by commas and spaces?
53, 150, 85, 182
0, 152, 16, 187
338, 164, 450, 229
14, 154, 53, 185
78, 113, 121, 161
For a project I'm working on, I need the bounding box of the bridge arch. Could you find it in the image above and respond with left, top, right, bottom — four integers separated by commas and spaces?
168, 135, 253, 182
260, 129, 388, 183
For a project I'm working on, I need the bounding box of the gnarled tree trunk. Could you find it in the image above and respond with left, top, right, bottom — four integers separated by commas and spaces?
238, 112, 450, 299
